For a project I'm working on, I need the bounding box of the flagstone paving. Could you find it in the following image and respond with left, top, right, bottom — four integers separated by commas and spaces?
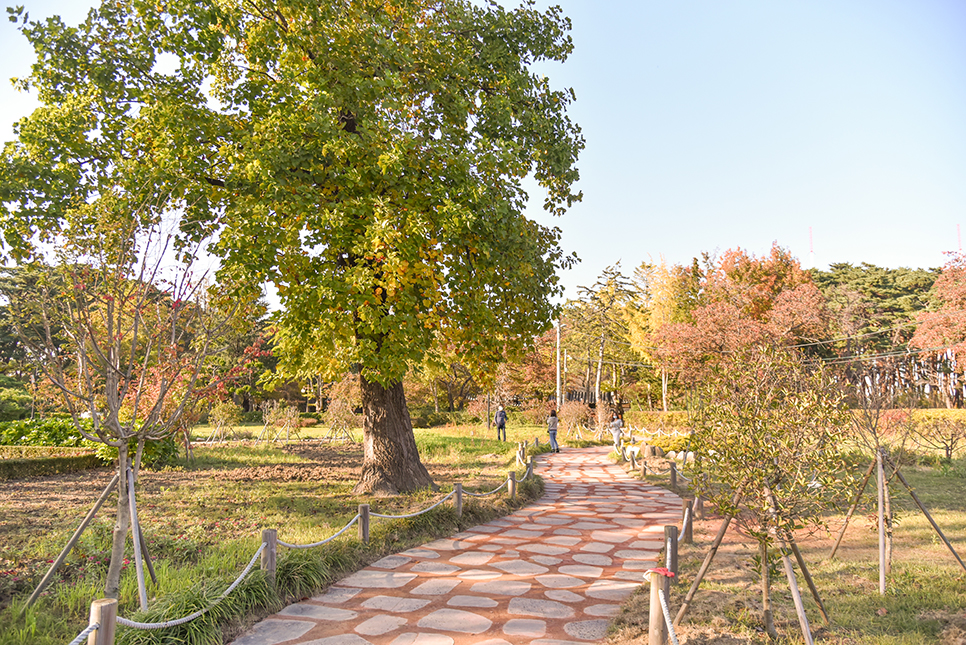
230, 446, 682, 645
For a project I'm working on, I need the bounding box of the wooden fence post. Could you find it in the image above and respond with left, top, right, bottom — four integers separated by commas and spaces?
260, 529, 277, 589
508, 472, 517, 500
670, 462, 677, 489
648, 570, 669, 645
682, 500, 693, 544
88, 598, 117, 645
454, 483, 463, 518
359, 504, 370, 544
695, 496, 704, 520
665, 525, 679, 583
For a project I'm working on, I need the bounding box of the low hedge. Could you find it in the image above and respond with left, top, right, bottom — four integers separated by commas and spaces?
624, 410, 691, 431
0, 446, 103, 480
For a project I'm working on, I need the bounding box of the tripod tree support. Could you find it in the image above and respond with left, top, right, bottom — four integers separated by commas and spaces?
674, 515, 732, 627
828, 460, 876, 561
787, 536, 830, 626
889, 457, 966, 573
25, 474, 119, 610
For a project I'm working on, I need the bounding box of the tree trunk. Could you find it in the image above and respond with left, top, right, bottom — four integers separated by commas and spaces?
661, 368, 668, 412
594, 334, 604, 406
105, 443, 130, 599
760, 540, 777, 639
353, 375, 437, 495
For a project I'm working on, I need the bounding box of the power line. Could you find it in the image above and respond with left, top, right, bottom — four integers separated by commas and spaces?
785, 321, 919, 350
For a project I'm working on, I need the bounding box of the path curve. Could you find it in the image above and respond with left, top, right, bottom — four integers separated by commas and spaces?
230, 446, 682, 645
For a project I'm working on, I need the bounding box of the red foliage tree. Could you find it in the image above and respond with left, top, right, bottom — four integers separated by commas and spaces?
652, 245, 827, 384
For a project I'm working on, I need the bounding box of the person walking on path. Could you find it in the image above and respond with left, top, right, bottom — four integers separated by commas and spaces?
547, 409, 560, 453
494, 405, 507, 441
608, 412, 623, 447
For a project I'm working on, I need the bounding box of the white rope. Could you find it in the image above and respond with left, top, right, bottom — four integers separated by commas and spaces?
371, 491, 456, 519
658, 587, 682, 645
279, 514, 360, 549
67, 622, 99, 645
116, 542, 266, 630
681, 506, 691, 537
463, 478, 509, 497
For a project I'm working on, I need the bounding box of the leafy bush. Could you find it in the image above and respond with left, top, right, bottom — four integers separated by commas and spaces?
241, 410, 263, 423
0, 386, 31, 422
209, 401, 243, 437
0, 417, 93, 447
93, 436, 181, 470
648, 433, 691, 454
409, 407, 453, 428
518, 400, 554, 427
625, 410, 691, 432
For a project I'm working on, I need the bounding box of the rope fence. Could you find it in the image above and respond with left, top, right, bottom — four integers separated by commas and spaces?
68, 458, 537, 645
658, 587, 682, 645
116, 542, 266, 630
371, 491, 456, 519
278, 513, 360, 549
67, 622, 99, 645
463, 479, 509, 497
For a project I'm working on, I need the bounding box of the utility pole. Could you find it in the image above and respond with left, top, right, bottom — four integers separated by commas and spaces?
555, 319, 562, 408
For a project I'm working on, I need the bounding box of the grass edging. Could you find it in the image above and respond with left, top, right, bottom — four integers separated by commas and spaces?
0, 448, 103, 480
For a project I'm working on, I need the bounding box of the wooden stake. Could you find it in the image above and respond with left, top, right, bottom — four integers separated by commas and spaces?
648, 570, 668, 645
877, 449, 886, 595
780, 547, 815, 645
674, 515, 732, 627
260, 529, 277, 589
665, 525, 678, 582
88, 598, 117, 645
829, 460, 875, 560
890, 458, 966, 572
26, 474, 118, 610
787, 537, 830, 626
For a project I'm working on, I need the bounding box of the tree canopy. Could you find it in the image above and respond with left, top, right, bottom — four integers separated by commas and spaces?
1, 0, 583, 492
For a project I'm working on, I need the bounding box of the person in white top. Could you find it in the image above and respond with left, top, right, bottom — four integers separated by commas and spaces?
547, 409, 560, 453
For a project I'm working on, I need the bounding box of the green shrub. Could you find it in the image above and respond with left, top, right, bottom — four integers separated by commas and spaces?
409, 407, 454, 428
241, 410, 263, 423
648, 433, 691, 454
0, 386, 31, 422
93, 435, 181, 470
0, 417, 93, 447
625, 410, 691, 431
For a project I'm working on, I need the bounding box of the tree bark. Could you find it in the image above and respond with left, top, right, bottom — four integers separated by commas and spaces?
104, 443, 129, 599
760, 540, 777, 639
353, 375, 437, 495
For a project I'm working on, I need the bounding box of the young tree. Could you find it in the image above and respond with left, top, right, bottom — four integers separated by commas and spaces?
1, 0, 583, 494
689, 345, 853, 637
1, 205, 241, 600
628, 257, 701, 410
652, 246, 827, 388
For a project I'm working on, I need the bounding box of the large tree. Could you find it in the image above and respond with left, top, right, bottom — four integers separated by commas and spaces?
1, 0, 583, 494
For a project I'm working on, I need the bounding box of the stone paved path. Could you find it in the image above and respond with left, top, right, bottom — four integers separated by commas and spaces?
230, 446, 682, 645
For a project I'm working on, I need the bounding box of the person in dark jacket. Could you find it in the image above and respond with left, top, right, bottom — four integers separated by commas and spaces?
494, 406, 507, 441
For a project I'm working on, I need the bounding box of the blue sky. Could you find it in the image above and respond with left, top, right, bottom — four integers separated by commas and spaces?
3, 1, 965, 300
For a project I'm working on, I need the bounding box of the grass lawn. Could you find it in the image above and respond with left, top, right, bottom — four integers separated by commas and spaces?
610, 455, 966, 645
0, 422, 549, 645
